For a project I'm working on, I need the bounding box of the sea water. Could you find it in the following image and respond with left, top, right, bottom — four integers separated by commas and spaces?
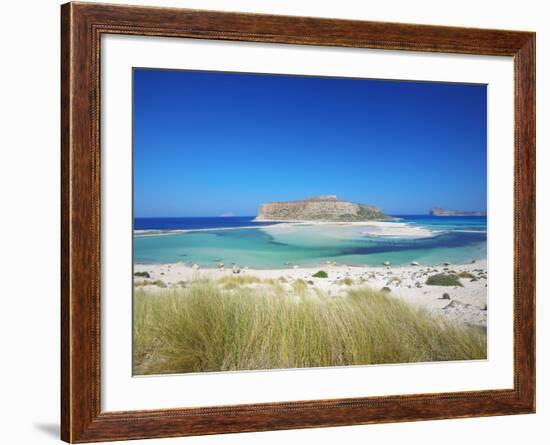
133, 216, 487, 269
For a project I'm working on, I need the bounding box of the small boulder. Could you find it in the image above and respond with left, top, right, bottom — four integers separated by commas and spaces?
440, 293, 451, 300
232, 265, 241, 274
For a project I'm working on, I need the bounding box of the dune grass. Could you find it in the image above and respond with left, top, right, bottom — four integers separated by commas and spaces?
218, 275, 261, 289
133, 279, 486, 375
338, 277, 354, 286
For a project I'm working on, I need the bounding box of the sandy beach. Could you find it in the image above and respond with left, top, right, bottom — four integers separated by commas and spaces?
134, 259, 487, 328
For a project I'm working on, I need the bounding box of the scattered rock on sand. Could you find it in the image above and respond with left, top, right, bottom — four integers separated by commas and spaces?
232, 265, 240, 274
410, 261, 419, 266
440, 293, 451, 300
383, 261, 391, 266
192, 264, 200, 270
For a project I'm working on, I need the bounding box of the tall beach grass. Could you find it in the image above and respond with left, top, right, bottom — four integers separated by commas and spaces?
133, 277, 486, 375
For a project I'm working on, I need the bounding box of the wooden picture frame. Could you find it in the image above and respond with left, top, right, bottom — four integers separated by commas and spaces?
61, 2, 535, 442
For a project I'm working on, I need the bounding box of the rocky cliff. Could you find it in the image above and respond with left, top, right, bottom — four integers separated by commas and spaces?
430, 207, 487, 217
254, 195, 387, 222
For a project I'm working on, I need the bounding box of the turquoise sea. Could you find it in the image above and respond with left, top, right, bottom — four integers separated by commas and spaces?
133, 216, 487, 269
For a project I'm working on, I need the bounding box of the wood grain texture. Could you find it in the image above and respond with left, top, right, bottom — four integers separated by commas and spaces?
60, 2, 536, 442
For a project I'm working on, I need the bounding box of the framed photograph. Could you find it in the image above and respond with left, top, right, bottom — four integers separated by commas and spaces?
61, 2, 535, 442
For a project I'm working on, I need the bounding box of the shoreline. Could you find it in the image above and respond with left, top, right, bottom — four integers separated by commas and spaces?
134, 259, 488, 327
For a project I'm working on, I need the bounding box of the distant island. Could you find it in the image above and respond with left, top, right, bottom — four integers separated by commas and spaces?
430, 207, 487, 217
254, 195, 388, 222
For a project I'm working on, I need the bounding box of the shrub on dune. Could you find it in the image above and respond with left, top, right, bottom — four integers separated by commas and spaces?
426, 273, 463, 287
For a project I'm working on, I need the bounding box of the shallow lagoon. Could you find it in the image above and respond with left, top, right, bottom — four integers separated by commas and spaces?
134, 216, 487, 269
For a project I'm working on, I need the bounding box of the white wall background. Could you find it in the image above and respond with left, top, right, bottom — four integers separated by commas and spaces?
0, 1, 546, 444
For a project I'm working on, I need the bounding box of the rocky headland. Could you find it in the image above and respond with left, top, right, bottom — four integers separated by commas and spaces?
254, 195, 388, 222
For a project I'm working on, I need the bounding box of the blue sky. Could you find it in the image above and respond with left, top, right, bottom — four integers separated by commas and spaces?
134, 68, 487, 217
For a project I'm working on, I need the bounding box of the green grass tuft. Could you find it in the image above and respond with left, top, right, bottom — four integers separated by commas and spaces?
426, 274, 463, 287
312, 270, 328, 278
457, 271, 476, 279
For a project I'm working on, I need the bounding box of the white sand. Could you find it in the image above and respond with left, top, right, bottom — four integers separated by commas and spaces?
134, 259, 487, 327
135, 220, 435, 238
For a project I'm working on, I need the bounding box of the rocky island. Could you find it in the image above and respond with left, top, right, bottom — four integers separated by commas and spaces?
254, 195, 388, 222
430, 207, 487, 217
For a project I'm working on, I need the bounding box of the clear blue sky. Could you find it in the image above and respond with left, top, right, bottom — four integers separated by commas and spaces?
134, 68, 487, 217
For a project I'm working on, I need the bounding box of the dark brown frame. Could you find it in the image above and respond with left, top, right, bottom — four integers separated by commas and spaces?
61, 2, 536, 442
